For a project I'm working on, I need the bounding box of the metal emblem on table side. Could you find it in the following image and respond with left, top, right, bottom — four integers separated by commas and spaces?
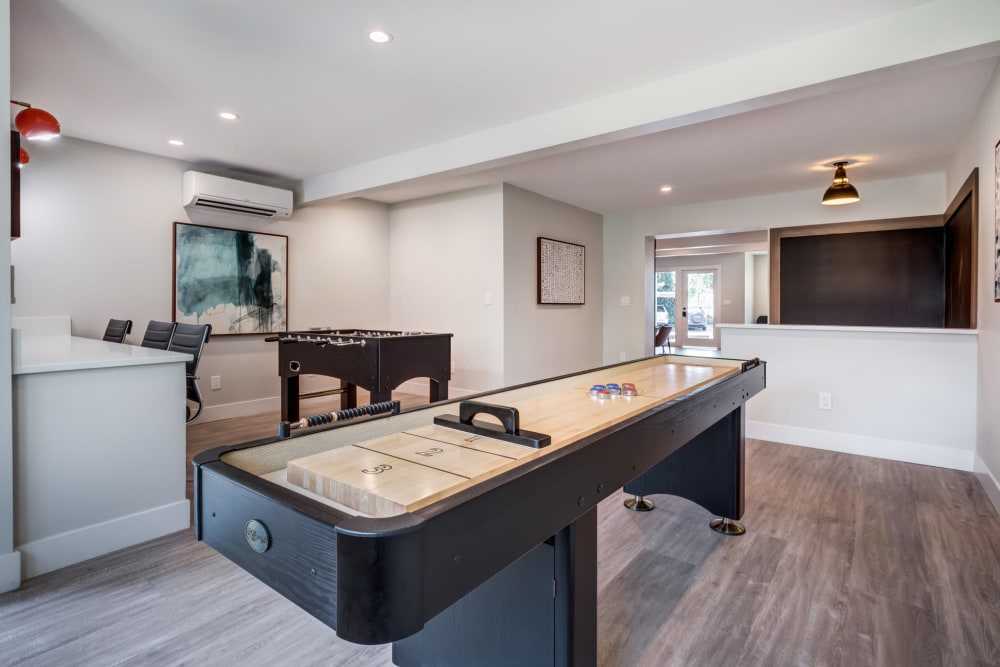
244, 519, 271, 553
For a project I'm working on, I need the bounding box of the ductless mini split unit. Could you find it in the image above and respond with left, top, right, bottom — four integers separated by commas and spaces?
182, 171, 293, 220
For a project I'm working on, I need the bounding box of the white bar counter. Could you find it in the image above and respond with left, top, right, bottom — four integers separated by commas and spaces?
719, 323, 977, 471
13, 335, 192, 580
14, 334, 191, 374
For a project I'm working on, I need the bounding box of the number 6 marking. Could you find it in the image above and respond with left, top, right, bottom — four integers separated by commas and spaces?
416, 447, 444, 457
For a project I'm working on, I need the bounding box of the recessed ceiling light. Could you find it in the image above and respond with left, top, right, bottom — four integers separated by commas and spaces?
659, 185, 673, 193
219, 111, 239, 121
168, 139, 185, 146
368, 30, 393, 44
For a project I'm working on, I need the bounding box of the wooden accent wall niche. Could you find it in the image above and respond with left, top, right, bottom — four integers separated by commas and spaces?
770, 216, 944, 327
770, 170, 978, 328
943, 168, 977, 328
11, 130, 20, 240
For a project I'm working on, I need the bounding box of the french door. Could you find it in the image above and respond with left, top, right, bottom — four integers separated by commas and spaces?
677, 268, 719, 347
655, 268, 720, 349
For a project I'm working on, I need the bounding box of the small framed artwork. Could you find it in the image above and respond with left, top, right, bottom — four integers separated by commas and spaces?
174, 222, 288, 335
537, 237, 585, 305
995, 137, 999, 301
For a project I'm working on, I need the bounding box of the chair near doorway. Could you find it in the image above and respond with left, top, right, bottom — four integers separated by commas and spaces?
654, 325, 672, 354
102, 319, 132, 344
167, 323, 212, 423
140, 320, 177, 350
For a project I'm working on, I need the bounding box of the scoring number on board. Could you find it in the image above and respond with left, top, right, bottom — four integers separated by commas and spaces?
416, 447, 444, 457
362, 464, 393, 474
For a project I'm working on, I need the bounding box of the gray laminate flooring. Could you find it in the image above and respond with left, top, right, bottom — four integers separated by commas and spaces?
2, 439, 999, 666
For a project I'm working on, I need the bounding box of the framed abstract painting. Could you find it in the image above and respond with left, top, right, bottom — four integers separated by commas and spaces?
995, 138, 1000, 301
173, 222, 288, 335
537, 236, 585, 305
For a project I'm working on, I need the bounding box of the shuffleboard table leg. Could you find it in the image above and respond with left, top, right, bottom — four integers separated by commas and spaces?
391, 509, 598, 667
554, 506, 597, 667
623, 494, 654, 512
622, 407, 746, 534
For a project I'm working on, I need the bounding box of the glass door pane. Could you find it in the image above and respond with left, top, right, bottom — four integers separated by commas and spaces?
676, 268, 720, 348
685, 270, 714, 342
654, 271, 676, 348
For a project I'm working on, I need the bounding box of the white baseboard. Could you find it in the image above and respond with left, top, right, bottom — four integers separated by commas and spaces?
974, 452, 1000, 515
197, 396, 280, 423
17, 500, 190, 580
0, 550, 21, 593
748, 421, 975, 471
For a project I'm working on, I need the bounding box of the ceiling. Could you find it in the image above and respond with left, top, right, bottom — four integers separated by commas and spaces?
11, 0, 1000, 213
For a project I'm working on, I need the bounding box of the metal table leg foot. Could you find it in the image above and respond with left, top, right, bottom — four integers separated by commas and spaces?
709, 517, 745, 535
624, 494, 654, 512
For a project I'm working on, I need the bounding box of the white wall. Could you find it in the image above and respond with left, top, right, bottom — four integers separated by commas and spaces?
602, 172, 947, 364
654, 253, 746, 325
753, 254, 770, 321
946, 59, 1000, 497
12, 137, 392, 421
389, 186, 505, 394
723, 326, 977, 470
502, 185, 603, 385
743, 253, 754, 324
1, 0, 19, 593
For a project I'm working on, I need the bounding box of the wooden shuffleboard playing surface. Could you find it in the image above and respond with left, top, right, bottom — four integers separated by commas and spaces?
285, 358, 739, 517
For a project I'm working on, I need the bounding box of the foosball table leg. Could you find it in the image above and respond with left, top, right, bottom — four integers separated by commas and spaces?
340, 383, 358, 410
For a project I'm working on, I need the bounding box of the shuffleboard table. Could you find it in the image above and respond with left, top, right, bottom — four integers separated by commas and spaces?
194, 353, 765, 666
266, 329, 453, 421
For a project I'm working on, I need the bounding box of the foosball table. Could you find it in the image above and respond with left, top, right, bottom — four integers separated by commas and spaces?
194, 353, 765, 666
267, 329, 453, 421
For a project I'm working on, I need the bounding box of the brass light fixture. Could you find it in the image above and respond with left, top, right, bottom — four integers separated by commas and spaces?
822, 161, 860, 205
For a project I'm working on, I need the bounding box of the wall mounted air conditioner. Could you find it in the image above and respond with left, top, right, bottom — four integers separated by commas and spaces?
182, 171, 293, 220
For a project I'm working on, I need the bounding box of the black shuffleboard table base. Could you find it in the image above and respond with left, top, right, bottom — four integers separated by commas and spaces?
194, 354, 765, 666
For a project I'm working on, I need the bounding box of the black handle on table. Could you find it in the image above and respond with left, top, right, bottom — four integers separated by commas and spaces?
434, 400, 550, 449
459, 401, 520, 435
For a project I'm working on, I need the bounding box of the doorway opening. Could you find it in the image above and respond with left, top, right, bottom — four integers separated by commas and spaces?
655, 268, 720, 349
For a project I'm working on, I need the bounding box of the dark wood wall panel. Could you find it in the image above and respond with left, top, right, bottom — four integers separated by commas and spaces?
944, 194, 973, 328
11, 131, 20, 240
779, 228, 945, 327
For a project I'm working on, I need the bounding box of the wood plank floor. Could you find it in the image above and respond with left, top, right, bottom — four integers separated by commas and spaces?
3, 404, 1000, 665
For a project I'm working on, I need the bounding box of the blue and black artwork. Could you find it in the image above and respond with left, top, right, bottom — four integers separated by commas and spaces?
175, 223, 287, 334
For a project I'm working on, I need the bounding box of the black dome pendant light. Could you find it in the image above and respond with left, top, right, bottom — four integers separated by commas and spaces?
821, 161, 860, 205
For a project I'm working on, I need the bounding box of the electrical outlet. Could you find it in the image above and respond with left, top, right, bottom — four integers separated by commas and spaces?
818, 392, 832, 410
619, 351, 627, 361
484, 291, 493, 305
620, 296, 630, 306
211, 375, 221, 390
